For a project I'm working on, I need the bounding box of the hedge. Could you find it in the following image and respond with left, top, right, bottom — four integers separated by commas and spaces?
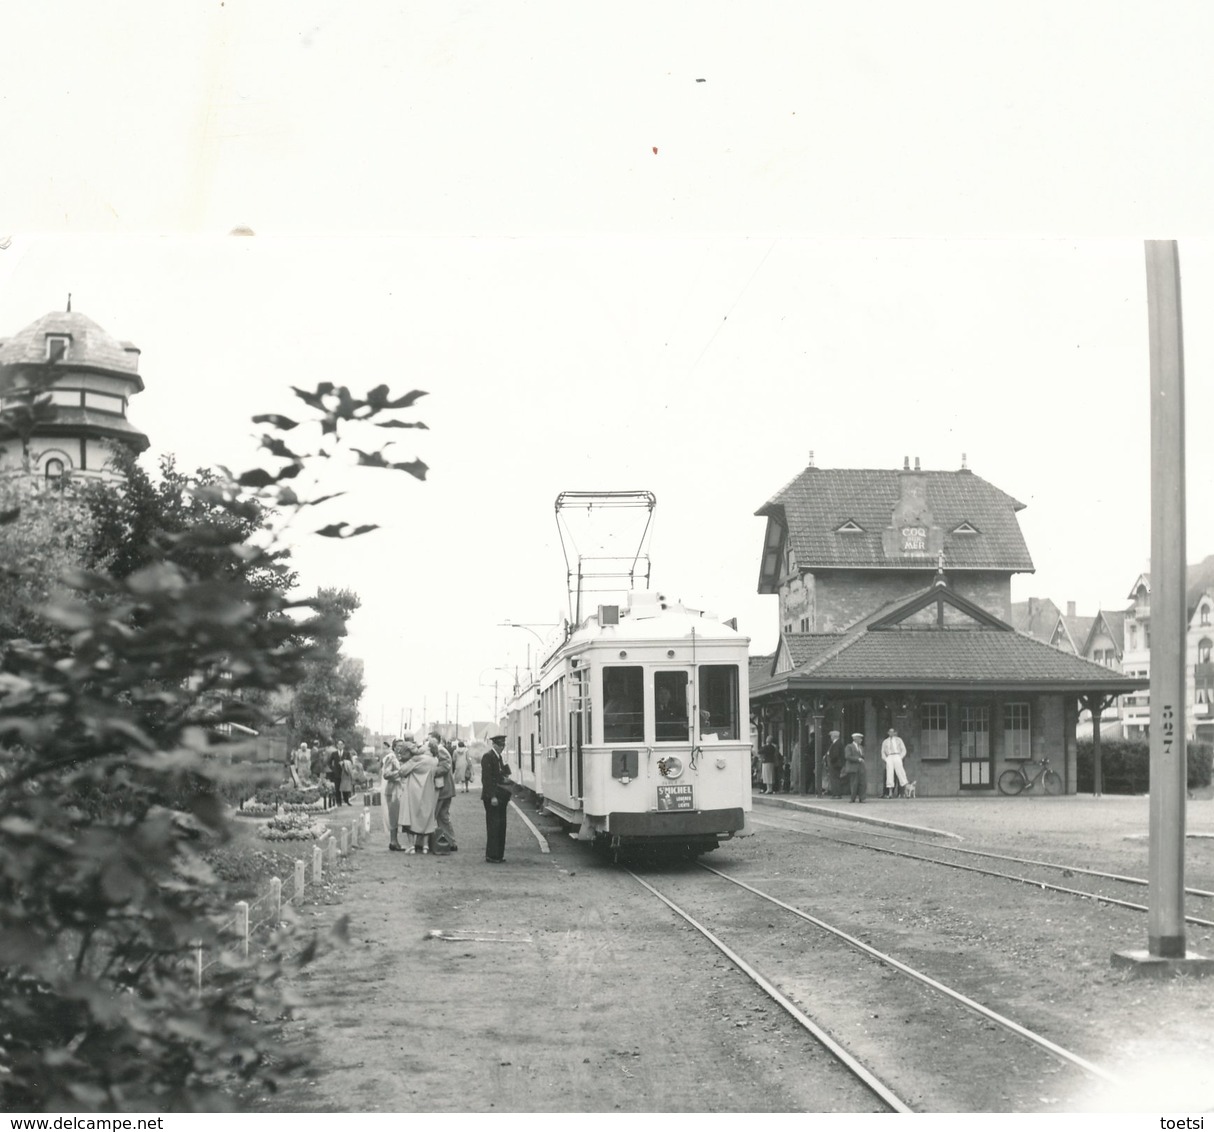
1076, 739, 1213, 794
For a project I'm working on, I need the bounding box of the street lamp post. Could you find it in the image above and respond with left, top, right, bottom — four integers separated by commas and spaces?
498, 621, 557, 682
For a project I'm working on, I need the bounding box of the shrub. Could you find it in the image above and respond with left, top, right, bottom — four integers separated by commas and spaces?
1076, 738, 1213, 794
0, 377, 428, 1110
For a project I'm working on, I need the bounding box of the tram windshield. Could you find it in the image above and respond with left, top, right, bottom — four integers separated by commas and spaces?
602, 665, 644, 742
698, 664, 740, 740
653, 670, 689, 741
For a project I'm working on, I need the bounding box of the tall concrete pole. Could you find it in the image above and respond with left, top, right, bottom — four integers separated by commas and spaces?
1145, 239, 1187, 958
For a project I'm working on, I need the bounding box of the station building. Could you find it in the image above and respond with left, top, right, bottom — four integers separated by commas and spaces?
748, 456, 1145, 797
0, 305, 149, 486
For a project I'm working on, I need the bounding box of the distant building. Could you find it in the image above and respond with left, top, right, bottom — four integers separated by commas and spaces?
1120, 555, 1214, 743
0, 306, 148, 486
749, 456, 1144, 796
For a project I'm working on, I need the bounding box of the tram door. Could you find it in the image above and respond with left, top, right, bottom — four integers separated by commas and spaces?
569, 667, 588, 799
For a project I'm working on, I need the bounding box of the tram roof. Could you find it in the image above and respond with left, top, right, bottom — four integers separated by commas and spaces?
567, 593, 746, 646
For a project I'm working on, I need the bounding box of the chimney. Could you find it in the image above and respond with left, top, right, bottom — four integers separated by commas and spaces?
914, 456, 921, 471
961, 452, 968, 470
1067, 601, 1076, 618
903, 456, 910, 470
807, 450, 815, 468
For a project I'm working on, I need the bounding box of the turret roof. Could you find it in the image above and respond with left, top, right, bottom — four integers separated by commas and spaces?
0, 310, 142, 386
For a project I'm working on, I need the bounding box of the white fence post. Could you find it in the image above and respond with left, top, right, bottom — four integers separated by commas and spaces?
195, 943, 203, 994
269, 876, 282, 922
294, 859, 306, 903
340, 828, 349, 856
326, 836, 337, 867
313, 844, 323, 883
363, 809, 371, 833
235, 900, 249, 959
350, 820, 360, 849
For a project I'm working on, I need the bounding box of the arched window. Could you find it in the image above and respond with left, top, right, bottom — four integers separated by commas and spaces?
1200, 638, 1213, 665
44, 457, 65, 489
1202, 604, 1211, 627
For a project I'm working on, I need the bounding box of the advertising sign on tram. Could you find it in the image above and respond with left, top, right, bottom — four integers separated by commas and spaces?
657, 784, 694, 811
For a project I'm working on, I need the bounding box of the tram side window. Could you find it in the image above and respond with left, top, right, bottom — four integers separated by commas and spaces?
654, 670, 689, 741
602, 666, 644, 742
698, 664, 739, 740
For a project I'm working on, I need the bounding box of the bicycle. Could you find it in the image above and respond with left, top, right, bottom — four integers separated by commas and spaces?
997, 756, 1062, 796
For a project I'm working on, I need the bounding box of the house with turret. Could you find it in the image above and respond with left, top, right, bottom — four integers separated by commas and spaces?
0, 304, 148, 486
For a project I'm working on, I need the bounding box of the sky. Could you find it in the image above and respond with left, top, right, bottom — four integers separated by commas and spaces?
2, 2, 1213, 737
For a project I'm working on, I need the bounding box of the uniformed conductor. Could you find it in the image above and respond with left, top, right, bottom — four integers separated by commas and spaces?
481, 732, 513, 862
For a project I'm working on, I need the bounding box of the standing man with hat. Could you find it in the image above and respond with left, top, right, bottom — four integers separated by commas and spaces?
825, 729, 846, 797
844, 732, 867, 803
481, 732, 513, 863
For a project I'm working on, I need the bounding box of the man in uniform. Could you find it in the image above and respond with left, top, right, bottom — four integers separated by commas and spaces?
481, 732, 513, 863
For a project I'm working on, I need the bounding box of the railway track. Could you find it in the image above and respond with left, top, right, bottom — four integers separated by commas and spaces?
752, 810, 1214, 928
627, 862, 1117, 1112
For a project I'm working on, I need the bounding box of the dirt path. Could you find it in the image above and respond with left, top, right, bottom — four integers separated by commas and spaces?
255, 791, 872, 1112
248, 791, 1214, 1113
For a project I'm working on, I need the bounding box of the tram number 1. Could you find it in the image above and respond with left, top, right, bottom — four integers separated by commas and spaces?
657, 784, 694, 811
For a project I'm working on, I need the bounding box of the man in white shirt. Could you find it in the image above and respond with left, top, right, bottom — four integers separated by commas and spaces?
880, 728, 909, 798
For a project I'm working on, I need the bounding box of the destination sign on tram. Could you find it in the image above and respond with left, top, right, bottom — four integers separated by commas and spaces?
657, 784, 694, 811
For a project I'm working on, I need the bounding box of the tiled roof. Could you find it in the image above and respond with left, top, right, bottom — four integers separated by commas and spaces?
0, 311, 142, 382
756, 580, 1145, 692
1010, 597, 1061, 642
756, 467, 1033, 571
799, 628, 1143, 687
0, 408, 149, 450
748, 653, 775, 686
784, 633, 841, 667
1127, 556, 1214, 619
1101, 610, 1126, 654
1058, 615, 1095, 652
1187, 555, 1214, 618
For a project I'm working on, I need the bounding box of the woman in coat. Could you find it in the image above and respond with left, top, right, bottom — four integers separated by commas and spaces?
398, 743, 440, 853
381, 740, 404, 850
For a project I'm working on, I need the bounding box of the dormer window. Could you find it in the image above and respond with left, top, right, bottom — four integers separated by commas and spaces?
45, 335, 70, 361
835, 519, 865, 533
952, 521, 979, 534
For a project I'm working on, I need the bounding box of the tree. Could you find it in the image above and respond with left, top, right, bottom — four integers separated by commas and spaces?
0, 378, 428, 1110
287, 588, 366, 749
0, 477, 103, 642
81, 446, 297, 598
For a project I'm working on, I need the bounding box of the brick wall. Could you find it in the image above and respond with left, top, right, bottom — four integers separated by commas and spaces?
811, 570, 1012, 631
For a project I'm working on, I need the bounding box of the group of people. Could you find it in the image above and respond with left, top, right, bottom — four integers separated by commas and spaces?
378, 729, 516, 863
379, 732, 472, 854
821, 727, 910, 802
288, 739, 362, 805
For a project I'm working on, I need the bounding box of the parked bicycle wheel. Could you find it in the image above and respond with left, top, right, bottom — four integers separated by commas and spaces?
997, 769, 1025, 796
1043, 770, 1063, 795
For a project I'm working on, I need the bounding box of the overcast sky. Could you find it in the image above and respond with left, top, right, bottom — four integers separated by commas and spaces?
3, 2, 1213, 736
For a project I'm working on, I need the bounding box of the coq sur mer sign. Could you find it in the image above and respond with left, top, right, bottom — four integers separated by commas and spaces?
901, 526, 928, 553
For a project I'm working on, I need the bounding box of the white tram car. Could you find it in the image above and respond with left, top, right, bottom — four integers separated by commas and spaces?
501, 590, 753, 856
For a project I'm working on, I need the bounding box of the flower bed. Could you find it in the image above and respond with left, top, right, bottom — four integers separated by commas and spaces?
257, 813, 329, 841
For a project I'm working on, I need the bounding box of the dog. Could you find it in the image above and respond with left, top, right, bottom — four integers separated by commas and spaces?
902, 780, 917, 799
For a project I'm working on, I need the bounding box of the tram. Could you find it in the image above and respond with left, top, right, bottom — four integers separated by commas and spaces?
499, 492, 753, 856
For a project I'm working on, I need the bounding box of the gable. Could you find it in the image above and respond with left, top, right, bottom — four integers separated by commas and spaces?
868, 578, 1014, 632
